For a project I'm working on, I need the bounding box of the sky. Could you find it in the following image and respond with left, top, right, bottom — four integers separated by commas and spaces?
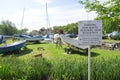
0, 0, 98, 32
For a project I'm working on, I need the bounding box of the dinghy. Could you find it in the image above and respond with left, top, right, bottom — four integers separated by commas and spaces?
0, 40, 26, 54
13, 34, 43, 43
0, 35, 3, 44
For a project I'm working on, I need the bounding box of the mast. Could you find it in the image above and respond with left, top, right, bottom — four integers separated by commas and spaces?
45, 1, 50, 30
21, 8, 25, 30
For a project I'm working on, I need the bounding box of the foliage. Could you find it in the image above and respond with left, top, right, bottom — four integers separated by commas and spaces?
18, 28, 28, 34
53, 23, 78, 34
39, 27, 53, 35
39, 27, 46, 34
79, 0, 120, 33
29, 30, 39, 36
0, 20, 18, 35
53, 26, 63, 33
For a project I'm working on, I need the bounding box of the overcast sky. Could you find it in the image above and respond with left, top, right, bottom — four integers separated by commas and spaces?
0, 0, 98, 32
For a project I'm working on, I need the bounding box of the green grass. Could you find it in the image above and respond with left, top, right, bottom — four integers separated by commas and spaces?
102, 39, 120, 43
0, 40, 120, 80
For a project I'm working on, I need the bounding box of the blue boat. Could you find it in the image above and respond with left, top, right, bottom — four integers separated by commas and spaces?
13, 34, 43, 43
0, 35, 3, 44
44, 34, 51, 41
0, 40, 26, 54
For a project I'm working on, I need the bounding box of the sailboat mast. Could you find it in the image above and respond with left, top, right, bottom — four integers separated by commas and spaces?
45, 1, 50, 29
21, 8, 25, 30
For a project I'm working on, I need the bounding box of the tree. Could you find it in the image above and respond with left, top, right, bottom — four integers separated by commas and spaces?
53, 22, 78, 34
29, 30, 39, 36
53, 26, 63, 34
79, 0, 120, 33
18, 28, 28, 34
0, 20, 18, 35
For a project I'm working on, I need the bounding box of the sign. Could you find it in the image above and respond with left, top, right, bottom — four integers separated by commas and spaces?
78, 20, 102, 45
78, 20, 102, 80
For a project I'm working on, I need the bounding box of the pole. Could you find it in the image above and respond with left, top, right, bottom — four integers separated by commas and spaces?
45, 1, 50, 29
21, 8, 25, 30
45, 0, 51, 35
88, 46, 91, 80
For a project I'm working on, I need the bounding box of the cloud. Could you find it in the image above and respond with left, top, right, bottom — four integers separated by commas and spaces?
0, 2, 97, 32
48, 7, 97, 26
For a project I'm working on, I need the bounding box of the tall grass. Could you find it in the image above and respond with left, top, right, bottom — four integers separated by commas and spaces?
0, 56, 52, 80
0, 41, 120, 80
50, 57, 88, 80
91, 56, 120, 80
0, 55, 120, 80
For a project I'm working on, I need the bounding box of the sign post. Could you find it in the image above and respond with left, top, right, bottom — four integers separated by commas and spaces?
78, 20, 102, 80
88, 46, 90, 80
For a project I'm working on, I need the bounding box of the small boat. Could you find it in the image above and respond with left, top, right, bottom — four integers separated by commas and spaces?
13, 34, 43, 43
0, 35, 3, 44
60, 35, 88, 54
44, 34, 51, 41
0, 40, 26, 54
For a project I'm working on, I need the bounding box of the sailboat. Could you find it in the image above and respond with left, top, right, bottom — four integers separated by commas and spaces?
13, 8, 44, 43
44, 1, 52, 41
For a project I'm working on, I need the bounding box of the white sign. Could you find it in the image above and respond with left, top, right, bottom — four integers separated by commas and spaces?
78, 20, 102, 45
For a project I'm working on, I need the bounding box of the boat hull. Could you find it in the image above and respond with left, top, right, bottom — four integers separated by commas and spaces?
0, 40, 26, 54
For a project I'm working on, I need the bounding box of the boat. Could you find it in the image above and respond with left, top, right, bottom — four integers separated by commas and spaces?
60, 35, 88, 54
0, 40, 26, 54
44, 34, 51, 41
0, 35, 3, 44
13, 34, 44, 43
43, 1, 53, 42
60, 35, 88, 49
16, 8, 43, 43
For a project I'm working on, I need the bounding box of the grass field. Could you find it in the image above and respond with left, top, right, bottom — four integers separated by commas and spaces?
0, 39, 120, 80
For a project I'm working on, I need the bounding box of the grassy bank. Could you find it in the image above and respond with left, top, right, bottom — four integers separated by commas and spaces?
0, 41, 120, 80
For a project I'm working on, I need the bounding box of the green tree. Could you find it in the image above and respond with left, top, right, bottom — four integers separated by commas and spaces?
79, 0, 120, 33
53, 23, 78, 34
53, 26, 63, 33
62, 23, 78, 34
39, 27, 46, 35
0, 20, 18, 35
18, 28, 28, 34
29, 30, 39, 36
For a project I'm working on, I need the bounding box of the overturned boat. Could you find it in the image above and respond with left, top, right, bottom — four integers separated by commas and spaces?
60, 35, 88, 54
